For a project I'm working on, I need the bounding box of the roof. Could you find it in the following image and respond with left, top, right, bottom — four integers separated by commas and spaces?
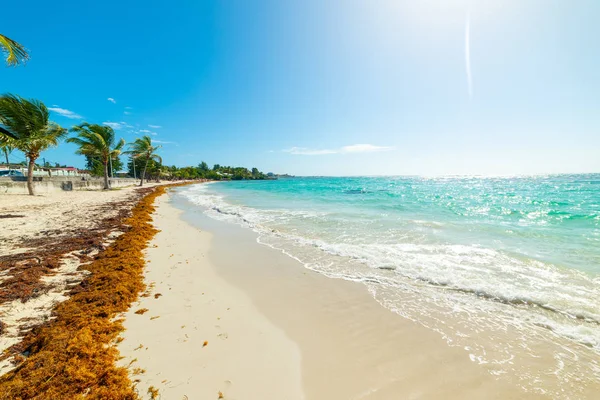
49, 167, 78, 171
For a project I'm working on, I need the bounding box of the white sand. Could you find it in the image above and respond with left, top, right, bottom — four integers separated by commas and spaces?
117, 192, 304, 399
0, 184, 161, 256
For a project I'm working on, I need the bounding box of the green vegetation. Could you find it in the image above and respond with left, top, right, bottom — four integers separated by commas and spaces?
123, 156, 269, 182
139, 163, 269, 181
0, 34, 29, 66
125, 135, 162, 186
67, 123, 125, 190
84, 154, 124, 178
0, 94, 67, 195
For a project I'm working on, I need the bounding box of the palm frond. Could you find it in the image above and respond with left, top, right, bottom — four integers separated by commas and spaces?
0, 34, 29, 67
0, 94, 65, 158
127, 136, 161, 158
68, 123, 125, 163
0, 126, 18, 140
114, 138, 126, 151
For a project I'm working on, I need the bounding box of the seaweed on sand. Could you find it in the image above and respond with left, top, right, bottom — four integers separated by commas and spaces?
0, 195, 139, 304
0, 183, 191, 399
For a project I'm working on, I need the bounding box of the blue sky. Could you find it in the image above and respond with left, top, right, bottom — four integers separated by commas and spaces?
2, 0, 599, 176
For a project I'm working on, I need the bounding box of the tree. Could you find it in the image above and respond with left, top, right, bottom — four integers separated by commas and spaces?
127, 156, 144, 179
199, 161, 209, 172
0, 94, 66, 195
159, 165, 171, 181
126, 135, 162, 186
67, 123, 125, 190
0, 34, 29, 66
0, 142, 13, 165
85, 154, 123, 178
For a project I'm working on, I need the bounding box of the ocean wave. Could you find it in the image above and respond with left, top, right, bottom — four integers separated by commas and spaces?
181, 183, 600, 350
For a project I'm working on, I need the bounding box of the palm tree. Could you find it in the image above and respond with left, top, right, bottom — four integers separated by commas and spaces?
0, 94, 66, 195
126, 135, 162, 186
0, 34, 29, 66
67, 123, 125, 190
159, 165, 171, 181
0, 142, 14, 166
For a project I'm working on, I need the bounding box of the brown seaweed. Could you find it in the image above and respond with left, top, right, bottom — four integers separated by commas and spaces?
0, 182, 193, 399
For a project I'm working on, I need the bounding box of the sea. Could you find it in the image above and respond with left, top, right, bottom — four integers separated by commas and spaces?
179, 175, 600, 396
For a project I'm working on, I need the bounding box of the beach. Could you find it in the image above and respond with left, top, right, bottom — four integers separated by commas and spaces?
116, 187, 538, 399
3, 1, 599, 397
1, 180, 599, 399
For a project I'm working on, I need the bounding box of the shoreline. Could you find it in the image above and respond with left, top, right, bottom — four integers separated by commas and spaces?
119, 186, 531, 399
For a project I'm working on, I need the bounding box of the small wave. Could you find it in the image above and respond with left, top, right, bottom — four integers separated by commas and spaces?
438, 284, 600, 326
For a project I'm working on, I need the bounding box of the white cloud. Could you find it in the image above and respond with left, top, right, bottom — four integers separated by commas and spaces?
124, 111, 131, 115
102, 121, 123, 130
148, 124, 162, 129
283, 144, 394, 156
139, 129, 158, 135
48, 107, 83, 119
125, 106, 133, 109
107, 98, 116, 104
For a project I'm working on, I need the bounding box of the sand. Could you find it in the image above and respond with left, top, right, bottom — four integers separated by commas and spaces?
118, 188, 536, 399
117, 191, 304, 399
0, 184, 161, 256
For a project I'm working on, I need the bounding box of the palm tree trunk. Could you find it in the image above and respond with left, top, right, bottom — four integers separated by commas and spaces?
103, 162, 110, 190
26, 157, 36, 196
140, 158, 149, 186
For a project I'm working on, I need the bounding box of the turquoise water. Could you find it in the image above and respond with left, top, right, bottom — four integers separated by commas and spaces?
180, 175, 600, 394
